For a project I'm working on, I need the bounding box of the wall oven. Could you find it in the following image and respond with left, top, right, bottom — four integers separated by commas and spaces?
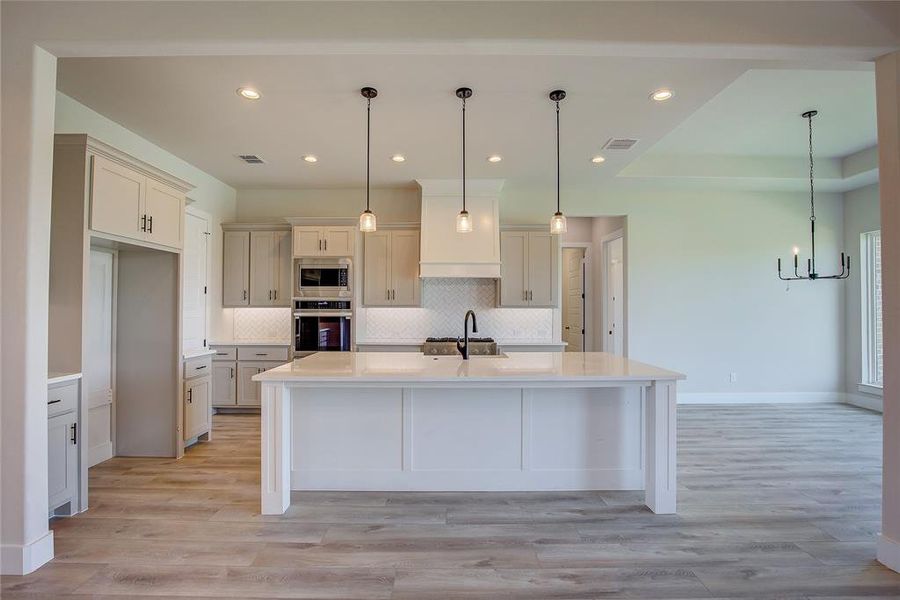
295, 258, 352, 298
293, 299, 352, 356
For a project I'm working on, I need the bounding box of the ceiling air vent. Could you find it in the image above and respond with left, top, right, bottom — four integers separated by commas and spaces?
602, 138, 639, 151
237, 154, 265, 164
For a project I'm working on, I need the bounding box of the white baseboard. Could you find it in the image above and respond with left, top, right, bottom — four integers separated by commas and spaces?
88, 441, 113, 467
878, 533, 900, 574
844, 393, 884, 413
678, 392, 844, 405
0, 530, 54, 575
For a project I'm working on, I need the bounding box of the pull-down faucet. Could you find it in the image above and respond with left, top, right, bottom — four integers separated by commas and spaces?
456, 310, 478, 360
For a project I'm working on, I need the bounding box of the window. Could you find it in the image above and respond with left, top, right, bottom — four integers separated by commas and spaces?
862, 230, 883, 387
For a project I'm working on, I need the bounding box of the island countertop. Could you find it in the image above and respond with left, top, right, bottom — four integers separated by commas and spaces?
253, 351, 684, 385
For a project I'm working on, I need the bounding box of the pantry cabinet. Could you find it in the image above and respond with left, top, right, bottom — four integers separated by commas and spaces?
222, 227, 291, 307
364, 229, 421, 306
499, 230, 558, 307
292, 226, 355, 257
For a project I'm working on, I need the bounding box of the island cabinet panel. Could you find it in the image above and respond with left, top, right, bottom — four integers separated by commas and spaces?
222, 231, 250, 306
499, 230, 558, 307
363, 229, 420, 306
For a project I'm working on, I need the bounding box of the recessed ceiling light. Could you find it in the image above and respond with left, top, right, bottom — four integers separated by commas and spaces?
591, 155, 606, 164
302, 155, 318, 163
650, 88, 673, 102
237, 87, 261, 100
487, 155, 502, 163
391, 154, 406, 163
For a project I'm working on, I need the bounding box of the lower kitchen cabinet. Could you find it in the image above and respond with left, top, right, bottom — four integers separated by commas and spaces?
212, 344, 289, 409
212, 361, 237, 407
47, 376, 82, 516
238, 361, 283, 406
184, 375, 212, 441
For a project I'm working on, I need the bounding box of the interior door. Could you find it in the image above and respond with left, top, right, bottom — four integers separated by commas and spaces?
390, 230, 421, 306
144, 179, 185, 248
249, 231, 276, 305
500, 231, 528, 306
563, 248, 585, 351
223, 231, 250, 306
90, 155, 144, 240
183, 213, 209, 353
605, 236, 625, 356
363, 231, 391, 306
527, 232, 556, 306
86, 249, 115, 467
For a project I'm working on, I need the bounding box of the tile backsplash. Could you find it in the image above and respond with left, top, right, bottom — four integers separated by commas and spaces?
233, 307, 292, 341
360, 278, 554, 342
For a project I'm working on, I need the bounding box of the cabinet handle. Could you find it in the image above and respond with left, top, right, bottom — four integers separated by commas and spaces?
187, 389, 193, 403
141, 214, 147, 232
269, 290, 272, 301
71, 423, 77, 445
48, 398, 62, 405
230, 367, 234, 378
324, 239, 327, 251
243, 290, 248, 301
148, 215, 153, 234
392, 289, 395, 300
319, 239, 322, 251
195, 365, 207, 370
274, 290, 277, 300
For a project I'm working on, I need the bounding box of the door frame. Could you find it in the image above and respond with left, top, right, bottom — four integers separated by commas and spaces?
184, 204, 211, 351
600, 228, 627, 357
560, 242, 592, 351
87, 246, 118, 465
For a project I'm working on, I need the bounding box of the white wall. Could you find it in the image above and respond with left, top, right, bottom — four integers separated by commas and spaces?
843, 183, 882, 411
54, 93, 238, 341
236, 188, 420, 224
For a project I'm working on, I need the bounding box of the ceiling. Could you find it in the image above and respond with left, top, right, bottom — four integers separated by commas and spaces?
56, 55, 877, 192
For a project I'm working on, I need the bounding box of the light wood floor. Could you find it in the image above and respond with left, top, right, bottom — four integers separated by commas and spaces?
3, 403, 900, 598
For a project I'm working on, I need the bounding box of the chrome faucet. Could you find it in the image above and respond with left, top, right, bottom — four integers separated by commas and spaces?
456, 310, 478, 360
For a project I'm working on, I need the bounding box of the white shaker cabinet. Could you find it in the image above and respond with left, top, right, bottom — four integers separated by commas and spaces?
499, 230, 558, 307
238, 361, 284, 407
144, 179, 185, 249
223, 228, 291, 307
184, 376, 212, 441
363, 229, 421, 306
223, 231, 250, 306
292, 226, 355, 258
212, 362, 237, 407
47, 377, 82, 515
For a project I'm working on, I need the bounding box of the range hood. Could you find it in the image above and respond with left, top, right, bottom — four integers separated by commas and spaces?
417, 179, 504, 278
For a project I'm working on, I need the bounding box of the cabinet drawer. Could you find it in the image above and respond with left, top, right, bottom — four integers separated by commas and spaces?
184, 355, 212, 379
211, 346, 237, 361
237, 346, 289, 361
47, 381, 78, 418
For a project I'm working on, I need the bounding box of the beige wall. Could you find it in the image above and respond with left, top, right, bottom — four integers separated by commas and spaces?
235, 188, 420, 224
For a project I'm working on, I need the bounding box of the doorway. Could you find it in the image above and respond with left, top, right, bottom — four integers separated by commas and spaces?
86, 249, 116, 467
561, 247, 587, 351
602, 231, 625, 356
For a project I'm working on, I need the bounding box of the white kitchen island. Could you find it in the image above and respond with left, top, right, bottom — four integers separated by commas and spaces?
254, 352, 684, 516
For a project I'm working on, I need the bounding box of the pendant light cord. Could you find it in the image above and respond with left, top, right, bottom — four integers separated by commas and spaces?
462, 95, 467, 213
556, 100, 561, 213
366, 96, 371, 212
808, 111, 816, 271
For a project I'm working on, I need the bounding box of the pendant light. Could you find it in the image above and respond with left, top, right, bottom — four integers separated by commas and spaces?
359, 86, 378, 233
549, 90, 567, 234
456, 87, 473, 233
776, 110, 850, 280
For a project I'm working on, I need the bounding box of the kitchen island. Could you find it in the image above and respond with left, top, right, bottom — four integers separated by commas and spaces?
254, 352, 684, 515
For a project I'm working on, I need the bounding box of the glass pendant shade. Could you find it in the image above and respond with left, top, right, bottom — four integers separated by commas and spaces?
456, 209, 473, 233
359, 209, 377, 233
550, 211, 567, 235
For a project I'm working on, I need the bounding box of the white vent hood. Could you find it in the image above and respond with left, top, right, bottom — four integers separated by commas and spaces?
417, 179, 504, 278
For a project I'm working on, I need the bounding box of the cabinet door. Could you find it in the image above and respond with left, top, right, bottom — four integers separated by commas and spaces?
212, 362, 236, 407
274, 231, 293, 306
90, 155, 145, 240
527, 232, 557, 307
249, 231, 276, 305
144, 179, 185, 249
237, 364, 262, 406
499, 231, 529, 307
363, 231, 391, 306
391, 230, 421, 306
48, 411, 77, 510
184, 376, 211, 440
322, 227, 354, 257
223, 231, 250, 306
292, 227, 322, 257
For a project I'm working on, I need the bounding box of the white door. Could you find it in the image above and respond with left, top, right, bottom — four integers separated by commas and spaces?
562, 247, 585, 351
86, 249, 115, 467
183, 213, 209, 354
605, 236, 625, 356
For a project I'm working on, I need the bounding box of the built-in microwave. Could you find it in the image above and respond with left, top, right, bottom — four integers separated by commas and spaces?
295, 258, 352, 298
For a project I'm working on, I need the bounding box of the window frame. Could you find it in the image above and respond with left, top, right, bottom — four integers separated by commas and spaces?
860, 229, 883, 393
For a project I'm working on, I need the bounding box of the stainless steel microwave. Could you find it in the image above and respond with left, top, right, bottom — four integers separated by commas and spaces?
295, 258, 352, 298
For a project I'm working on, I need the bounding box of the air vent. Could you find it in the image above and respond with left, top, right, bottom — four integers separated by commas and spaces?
602, 138, 639, 151
237, 154, 265, 164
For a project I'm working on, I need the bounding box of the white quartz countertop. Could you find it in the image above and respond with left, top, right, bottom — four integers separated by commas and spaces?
253, 352, 684, 385
48, 371, 82, 385
210, 340, 291, 347
183, 348, 217, 360
354, 339, 567, 347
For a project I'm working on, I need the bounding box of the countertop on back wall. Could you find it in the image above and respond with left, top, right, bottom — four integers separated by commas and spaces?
355, 339, 568, 347
209, 339, 291, 346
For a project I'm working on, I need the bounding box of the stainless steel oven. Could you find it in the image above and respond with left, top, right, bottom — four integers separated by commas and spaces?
295, 258, 352, 298
293, 299, 352, 356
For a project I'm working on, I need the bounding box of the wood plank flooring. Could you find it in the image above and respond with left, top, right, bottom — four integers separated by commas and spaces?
3, 403, 900, 598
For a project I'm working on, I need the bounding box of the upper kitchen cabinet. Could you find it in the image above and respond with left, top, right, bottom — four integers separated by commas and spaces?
363, 229, 421, 306
292, 226, 355, 257
222, 225, 291, 307
499, 230, 559, 307
88, 151, 188, 250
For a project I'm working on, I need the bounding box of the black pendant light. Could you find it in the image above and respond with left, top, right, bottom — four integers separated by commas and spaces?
549, 90, 567, 234
456, 87, 473, 233
359, 86, 378, 232
777, 110, 850, 280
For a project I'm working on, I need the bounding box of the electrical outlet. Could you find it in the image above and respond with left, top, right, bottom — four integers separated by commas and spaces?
729, 372, 738, 383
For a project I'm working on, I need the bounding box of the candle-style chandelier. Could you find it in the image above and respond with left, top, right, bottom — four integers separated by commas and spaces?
777, 110, 850, 281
